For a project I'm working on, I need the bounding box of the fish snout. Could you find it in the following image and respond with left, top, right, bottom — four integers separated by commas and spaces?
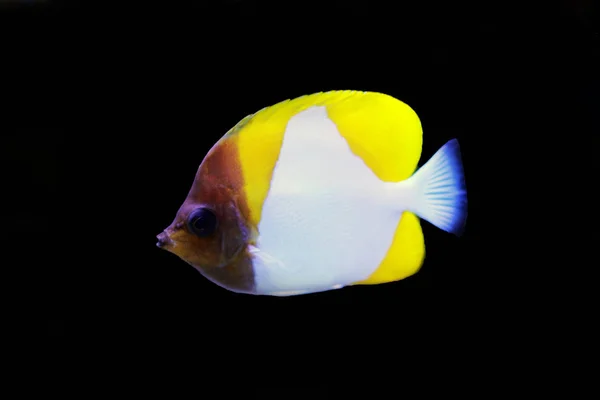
156, 231, 174, 249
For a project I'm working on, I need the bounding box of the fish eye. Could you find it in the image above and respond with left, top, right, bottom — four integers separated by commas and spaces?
187, 207, 218, 238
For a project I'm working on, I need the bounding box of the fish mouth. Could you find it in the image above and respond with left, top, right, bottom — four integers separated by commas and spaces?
156, 231, 174, 249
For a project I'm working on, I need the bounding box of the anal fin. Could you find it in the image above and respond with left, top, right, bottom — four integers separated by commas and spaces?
353, 211, 425, 285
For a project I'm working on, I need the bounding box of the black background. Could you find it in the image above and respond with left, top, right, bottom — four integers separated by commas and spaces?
1, 0, 597, 389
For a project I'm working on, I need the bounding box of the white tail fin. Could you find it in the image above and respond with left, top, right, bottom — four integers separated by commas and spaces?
405, 139, 468, 236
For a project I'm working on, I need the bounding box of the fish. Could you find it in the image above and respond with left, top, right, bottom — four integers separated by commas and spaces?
156, 90, 467, 296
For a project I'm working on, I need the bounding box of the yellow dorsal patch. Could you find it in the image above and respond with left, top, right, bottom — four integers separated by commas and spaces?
325, 91, 423, 181
231, 91, 426, 283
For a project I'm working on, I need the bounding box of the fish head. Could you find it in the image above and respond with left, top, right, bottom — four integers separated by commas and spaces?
156, 134, 256, 293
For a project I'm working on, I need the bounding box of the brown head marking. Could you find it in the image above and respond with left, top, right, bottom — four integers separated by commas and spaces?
156, 134, 255, 294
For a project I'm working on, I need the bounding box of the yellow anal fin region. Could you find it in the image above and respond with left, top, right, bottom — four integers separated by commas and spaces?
354, 211, 425, 285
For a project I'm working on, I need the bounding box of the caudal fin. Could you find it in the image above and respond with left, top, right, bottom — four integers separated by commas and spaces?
407, 139, 468, 236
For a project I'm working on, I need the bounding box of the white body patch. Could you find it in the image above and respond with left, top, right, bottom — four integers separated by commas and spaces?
252, 106, 404, 296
